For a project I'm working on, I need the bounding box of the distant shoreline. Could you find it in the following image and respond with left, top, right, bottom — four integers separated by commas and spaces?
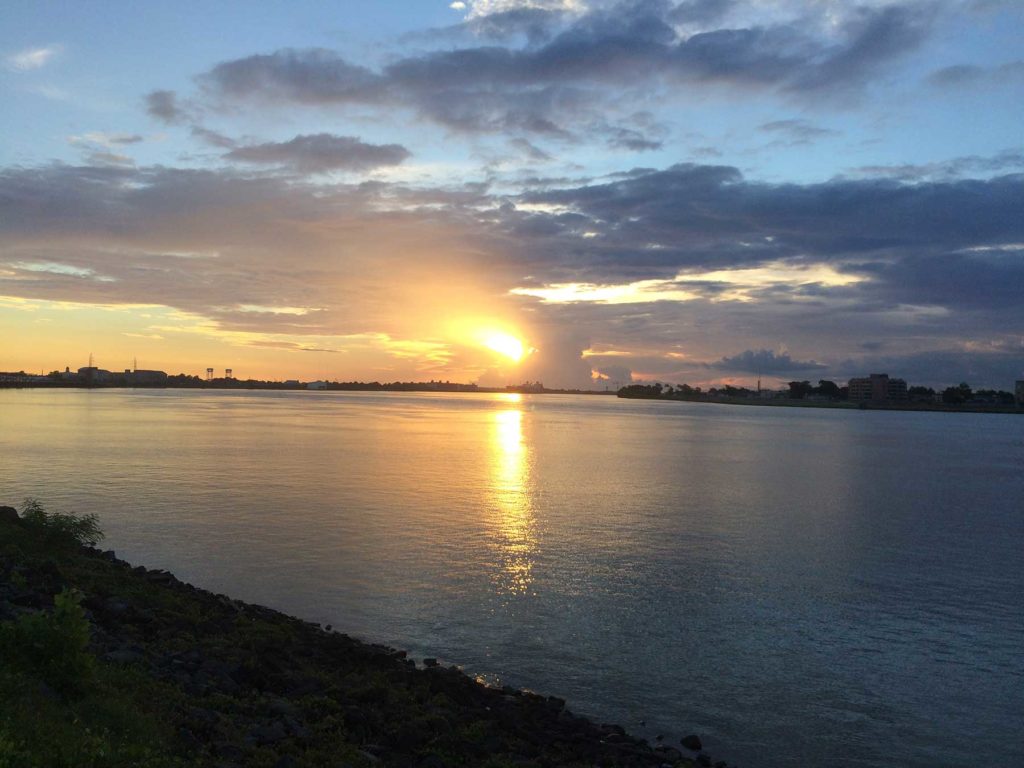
616, 391, 1024, 415
0, 380, 617, 397
3, 382, 1020, 413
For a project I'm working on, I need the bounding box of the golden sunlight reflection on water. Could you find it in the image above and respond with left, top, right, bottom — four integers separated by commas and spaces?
488, 395, 536, 596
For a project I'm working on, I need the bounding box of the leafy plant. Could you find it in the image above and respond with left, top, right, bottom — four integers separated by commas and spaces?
0, 588, 95, 694
18, 498, 104, 548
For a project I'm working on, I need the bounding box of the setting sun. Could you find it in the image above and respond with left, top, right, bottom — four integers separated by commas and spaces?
483, 332, 526, 362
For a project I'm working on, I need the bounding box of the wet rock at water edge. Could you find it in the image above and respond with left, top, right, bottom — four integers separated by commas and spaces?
0, 506, 19, 525
601, 723, 626, 737
423, 657, 439, 667
681, 733, 703, 751
653, 745, 683, 761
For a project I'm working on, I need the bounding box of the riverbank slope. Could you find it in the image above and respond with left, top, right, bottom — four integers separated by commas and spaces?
0, 504, 712, 768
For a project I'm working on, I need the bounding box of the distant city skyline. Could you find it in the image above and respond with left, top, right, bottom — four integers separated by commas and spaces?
2, 1, 1023, 389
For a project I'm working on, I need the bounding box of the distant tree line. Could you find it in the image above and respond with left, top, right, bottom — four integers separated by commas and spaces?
618, 379, 1019, 407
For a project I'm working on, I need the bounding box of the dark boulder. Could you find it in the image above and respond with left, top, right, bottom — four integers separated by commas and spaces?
212, 741, 245, 760
681, 734, 703, 751
0, 506, 19, 525
250, 720, 288, 746
546, 695, 566, 710
653, 745, 683, 761
102, 649, 146, 665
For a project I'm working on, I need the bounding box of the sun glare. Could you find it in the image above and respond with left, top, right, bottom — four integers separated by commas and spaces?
483, 332, 526, 362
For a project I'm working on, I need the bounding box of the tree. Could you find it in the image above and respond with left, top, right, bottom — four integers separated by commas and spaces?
816, 380, 840, 398
787, 380, 814, 399
942, 382, 972, 405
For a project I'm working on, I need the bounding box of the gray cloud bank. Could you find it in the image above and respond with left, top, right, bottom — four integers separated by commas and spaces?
225, 134, 410, 173
147, 1, 938, 144
710, 349, 827, 373
2, 153, 1023, 387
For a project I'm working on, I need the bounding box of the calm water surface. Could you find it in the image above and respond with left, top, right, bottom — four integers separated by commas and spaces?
2, 389, 1022, 767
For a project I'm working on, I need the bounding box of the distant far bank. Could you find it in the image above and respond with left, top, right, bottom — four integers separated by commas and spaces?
0, 372, 615, 397
617, 385, 1024, 415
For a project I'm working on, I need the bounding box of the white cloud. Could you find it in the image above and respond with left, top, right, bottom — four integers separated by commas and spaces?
450, 1, 467, 9
463, 0, 586, 20
6, 44, 61, 71
68, 132, 145, 148
510, 263, 864, 305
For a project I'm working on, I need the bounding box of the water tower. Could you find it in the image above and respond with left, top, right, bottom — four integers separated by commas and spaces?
206, 367, 214, 381
225, 368, 233, 379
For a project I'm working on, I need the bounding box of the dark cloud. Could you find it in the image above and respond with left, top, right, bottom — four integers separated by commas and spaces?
224, 134, 410, 173
521, 163, 1024, 276
849, 149, 1024, 180
146, 90, 189, 124
787, 3, 935, 94
200, 49, 385, 106
188, 2, 935, 139
855, 251, 1024, 311
508, 138, 553, 162
927, 59, 1024, 87
759, 119, 838, 143
603, 125, 663, 151
191, 126, 237, 149
668, 0, 735, 25
246, 340, 341, 353
86, 151, 134, 167
464, 8, 567, 44
407, 7, 567, 47
709, 348, 826, 373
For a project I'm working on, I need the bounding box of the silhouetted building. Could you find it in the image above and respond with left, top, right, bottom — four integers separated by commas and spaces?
123, 369, 168, 385
78, 366, 112, 383
848, 373, 907, 403
0, 372, 49, 384
307, 380, 328, 390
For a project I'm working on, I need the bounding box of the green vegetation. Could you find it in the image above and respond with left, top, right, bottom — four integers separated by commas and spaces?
17, 497, 104, 548
0, 588, 94, 694
0, 507, 185, 767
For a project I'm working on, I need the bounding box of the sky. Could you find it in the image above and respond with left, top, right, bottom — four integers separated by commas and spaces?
1, 0, 1022, 389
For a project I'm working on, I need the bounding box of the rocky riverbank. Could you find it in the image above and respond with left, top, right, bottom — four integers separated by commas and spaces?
0, 504, 725, 768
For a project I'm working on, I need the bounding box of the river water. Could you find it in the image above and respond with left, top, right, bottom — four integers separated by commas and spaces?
1, 389, 1021, 766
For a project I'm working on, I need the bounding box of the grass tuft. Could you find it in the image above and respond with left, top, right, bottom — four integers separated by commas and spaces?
18, 498, 104, 548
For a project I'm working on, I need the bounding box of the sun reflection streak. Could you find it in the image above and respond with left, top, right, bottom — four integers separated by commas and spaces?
488, 400, 537, 596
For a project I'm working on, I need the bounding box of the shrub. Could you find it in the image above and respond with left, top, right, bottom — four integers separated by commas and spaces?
18, 498, 104, 548
0, 588, 95, 694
